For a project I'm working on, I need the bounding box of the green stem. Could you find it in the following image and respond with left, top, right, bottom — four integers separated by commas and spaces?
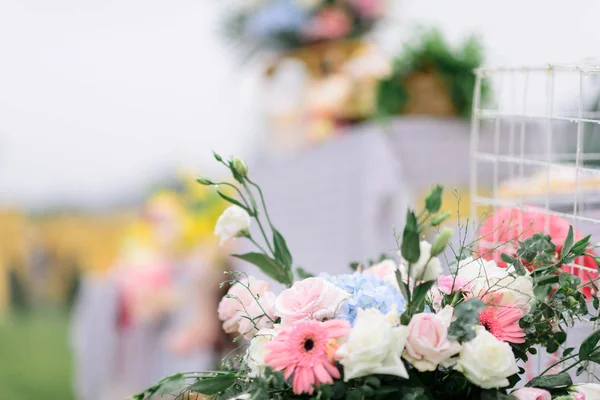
216, 181, 253, 211
242, 181, 275, 254
248, 178, 274, 228
537, 353, 578, 377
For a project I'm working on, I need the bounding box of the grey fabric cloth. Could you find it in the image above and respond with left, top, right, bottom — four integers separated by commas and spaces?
70, 271, 216, 400
240, 126, 411, 288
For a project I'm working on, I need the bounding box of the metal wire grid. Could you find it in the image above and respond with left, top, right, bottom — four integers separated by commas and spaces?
470, 63, 600, 381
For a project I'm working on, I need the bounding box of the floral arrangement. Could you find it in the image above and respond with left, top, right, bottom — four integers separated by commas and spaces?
113, 175, 228, 327
223, 0, 384, 53
134, 154, 600, 400
377, 28, 489, 118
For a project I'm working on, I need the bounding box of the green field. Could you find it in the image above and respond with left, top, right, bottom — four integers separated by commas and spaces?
0, 311, 74, 400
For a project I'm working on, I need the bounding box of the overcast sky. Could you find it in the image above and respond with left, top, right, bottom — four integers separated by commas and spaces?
1, 0, 600, 210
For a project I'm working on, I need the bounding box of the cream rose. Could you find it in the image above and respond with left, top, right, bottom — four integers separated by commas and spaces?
337, 308, 409, 381
214, 205, 251, 245
455, 327, 518, 389
403, 307, 462, 371
217, 276, 274, 337
245, 328, 278, 378
400, 241, 443, 282
572, 383, 600, 399
274, 277, 349, 325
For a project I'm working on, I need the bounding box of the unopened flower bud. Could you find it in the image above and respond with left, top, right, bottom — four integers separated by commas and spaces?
196, 177, 213, 186
213, 151, 223, 162
431, 228, 453, 256
232, 157, 248, 178
430, 211, 452, 226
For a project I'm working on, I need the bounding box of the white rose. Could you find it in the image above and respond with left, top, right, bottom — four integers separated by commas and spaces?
572, 383, 600, 398
214, 205, 251, 246
455, 258, 533, 313
455, 327, 518, 389
245, 328, 278, 378
400, 241, 443, 282
337, 308, 409, 381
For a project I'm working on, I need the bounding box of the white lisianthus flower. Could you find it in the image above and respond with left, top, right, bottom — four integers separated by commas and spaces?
245, 328, 278, 378
455, 327, 518, 389
214, 205, 251, 246
571, 383, 600, 398
400, 241, 443, 282
455, 257, 534, 313
337, 308, 409, 381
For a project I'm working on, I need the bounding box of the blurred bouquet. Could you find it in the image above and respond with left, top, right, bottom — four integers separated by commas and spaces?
223, 0, 385, 53
112, 173, 228, 327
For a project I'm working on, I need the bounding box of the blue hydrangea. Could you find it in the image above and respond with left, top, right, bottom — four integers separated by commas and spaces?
320, 272, 407, 326
246, 0, 308, 39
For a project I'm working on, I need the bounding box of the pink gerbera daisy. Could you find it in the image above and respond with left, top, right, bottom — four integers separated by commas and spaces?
264, 319, 351, 395
478, 294, 525, 344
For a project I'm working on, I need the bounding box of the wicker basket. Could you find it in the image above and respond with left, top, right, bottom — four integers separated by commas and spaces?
401, 70, 457, 116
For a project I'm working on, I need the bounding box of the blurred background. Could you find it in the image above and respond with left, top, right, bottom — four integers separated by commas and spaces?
2, 1, 600, 399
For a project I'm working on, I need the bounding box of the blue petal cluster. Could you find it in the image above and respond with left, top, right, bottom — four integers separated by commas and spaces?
320, 272, 407, 326
246, 0, 308, 39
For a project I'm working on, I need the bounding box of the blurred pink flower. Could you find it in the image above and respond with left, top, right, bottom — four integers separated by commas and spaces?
350, 0, 384, 18
477, 207, 598, 298
116, 261, 176, 327
265, 319, 350, 394
303, 7, 351, 41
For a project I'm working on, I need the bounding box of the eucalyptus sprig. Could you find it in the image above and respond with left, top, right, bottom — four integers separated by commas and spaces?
198, 152, 294, 287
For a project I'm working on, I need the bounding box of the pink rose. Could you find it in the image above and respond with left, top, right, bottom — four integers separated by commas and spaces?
511, 388, 552, 400
437, 275, 472, 295
403, 307, 461, 371
237, 291, 277, 340
218, 276, 275, 338
274, 277, 349, 325
363, 259, 398, 288
573, 393, 585, 400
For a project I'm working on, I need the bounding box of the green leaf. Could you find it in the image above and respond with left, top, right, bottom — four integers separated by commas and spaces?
526, 372, 572, 388
396, 270, 410, 300
579, 329, 600, 361
411, 280, 436, 312
188, 374, 236, 395
156, 373, 186, 396
296, 267, 314, 279
217, 190, 251, 214
500, 253, 516, 264
561, 226, 574, 259
232, 252, 291, 285
401, 211, 421, 263
425, 185, 443, 214
273, 229, 293, 269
